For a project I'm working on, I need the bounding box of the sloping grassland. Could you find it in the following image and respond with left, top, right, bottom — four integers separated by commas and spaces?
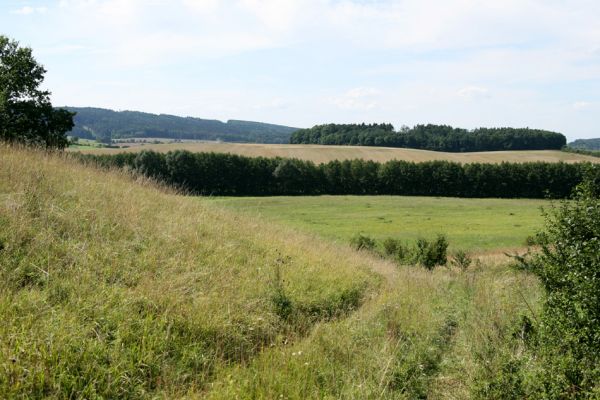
0, 145, 541, 398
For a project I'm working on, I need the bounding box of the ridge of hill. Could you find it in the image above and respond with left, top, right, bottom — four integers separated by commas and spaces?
568, 138, 600, 151
64, 106, 299, 144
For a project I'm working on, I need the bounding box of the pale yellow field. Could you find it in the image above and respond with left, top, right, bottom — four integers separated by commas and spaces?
72, 141, 600, 164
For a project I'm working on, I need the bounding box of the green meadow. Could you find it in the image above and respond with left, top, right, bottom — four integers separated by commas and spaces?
210, 196, 548, 252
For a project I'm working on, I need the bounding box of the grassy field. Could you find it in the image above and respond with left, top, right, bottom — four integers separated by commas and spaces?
1, 145, 546, 398
69, 141, 600, 164
211, 196, 547, 252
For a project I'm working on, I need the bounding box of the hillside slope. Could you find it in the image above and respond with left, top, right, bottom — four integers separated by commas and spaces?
74, 141, 600, 164
65, 107, 298, 143
0, 145, 545, 398
0, 145, 379, 398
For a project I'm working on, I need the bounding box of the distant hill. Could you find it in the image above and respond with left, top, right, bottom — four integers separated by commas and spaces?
64, 107, 299, 143
568, 138, 600, 151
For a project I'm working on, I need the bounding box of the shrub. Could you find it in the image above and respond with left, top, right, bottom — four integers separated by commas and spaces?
414, 235, 448, 270
450, 250, 472, 271
350, 234, 376, 251
527, 180, 600, 397
382, 237, 399, 256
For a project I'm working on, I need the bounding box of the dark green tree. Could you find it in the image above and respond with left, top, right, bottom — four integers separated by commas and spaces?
0, 35, 74, 149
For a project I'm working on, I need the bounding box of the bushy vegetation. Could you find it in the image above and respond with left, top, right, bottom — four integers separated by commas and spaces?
354, 234, 450, 270
290, 123, 566, 152
66, 107, 297, 144
76, 149, 598, 199
523, 180, 600, 397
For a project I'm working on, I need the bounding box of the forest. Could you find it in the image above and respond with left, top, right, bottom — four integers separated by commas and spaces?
568, 138, 600, 151
77, 150, 596, 198
66, 107, 298, 143
290, 123, 567, 152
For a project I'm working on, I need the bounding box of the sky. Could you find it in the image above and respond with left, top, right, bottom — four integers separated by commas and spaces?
1, 0, 600, 140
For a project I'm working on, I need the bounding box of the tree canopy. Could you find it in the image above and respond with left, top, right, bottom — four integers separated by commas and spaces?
290, 123, 567, 152
0, 35, 74, 149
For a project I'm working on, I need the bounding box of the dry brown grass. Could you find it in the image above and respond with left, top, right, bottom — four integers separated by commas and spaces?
73, 141, 600, 164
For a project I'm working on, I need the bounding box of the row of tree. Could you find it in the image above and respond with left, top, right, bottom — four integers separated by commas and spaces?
76, 150, 598, 198
290, 123, 567, 152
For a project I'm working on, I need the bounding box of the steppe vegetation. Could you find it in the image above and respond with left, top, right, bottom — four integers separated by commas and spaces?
0, 145, 540, 398
2, 145, 598, 398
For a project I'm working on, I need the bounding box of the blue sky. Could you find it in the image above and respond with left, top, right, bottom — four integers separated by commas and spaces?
2, 0, 600, 140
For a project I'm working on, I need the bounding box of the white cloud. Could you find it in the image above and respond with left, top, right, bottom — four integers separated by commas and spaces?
573, 101, 591, 109
12, 6, 47, 15
458, 86, 491, 100
331, 87, 382, 111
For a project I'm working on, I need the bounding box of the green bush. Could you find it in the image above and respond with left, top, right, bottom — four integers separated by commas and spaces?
527, 180, 600, 397
350, 234, 376, 251
414, 235, 448, 270
382, 237, 400, 256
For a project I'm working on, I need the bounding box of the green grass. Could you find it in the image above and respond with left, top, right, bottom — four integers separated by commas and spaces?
0, 145, 379, 398
0, 145, 550, 398
210, 196, 548, 252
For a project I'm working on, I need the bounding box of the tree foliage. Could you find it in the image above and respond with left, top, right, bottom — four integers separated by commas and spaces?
76, 150, 598, 199
0, 35, 74, 149
291, 123, 566, 152
527, 179, 600, 397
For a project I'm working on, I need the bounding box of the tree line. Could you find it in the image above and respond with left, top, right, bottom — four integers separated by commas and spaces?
75, 150, 598, 199
290, 123, 567, 152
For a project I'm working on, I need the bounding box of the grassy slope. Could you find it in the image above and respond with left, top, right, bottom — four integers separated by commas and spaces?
71, 141, 600, 164
1, 145, 541, 399
0, 145, 378, 398
211, 196, 547, 252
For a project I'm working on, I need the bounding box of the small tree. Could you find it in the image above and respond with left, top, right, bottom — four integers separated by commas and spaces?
0, 35, 74, 149
529, 178, 600, 397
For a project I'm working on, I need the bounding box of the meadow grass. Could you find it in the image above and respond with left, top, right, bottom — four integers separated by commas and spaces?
69, 141, 600, 164
210, 195, 548, 252
1, 145, 543, 398
0, 145, 379, 398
